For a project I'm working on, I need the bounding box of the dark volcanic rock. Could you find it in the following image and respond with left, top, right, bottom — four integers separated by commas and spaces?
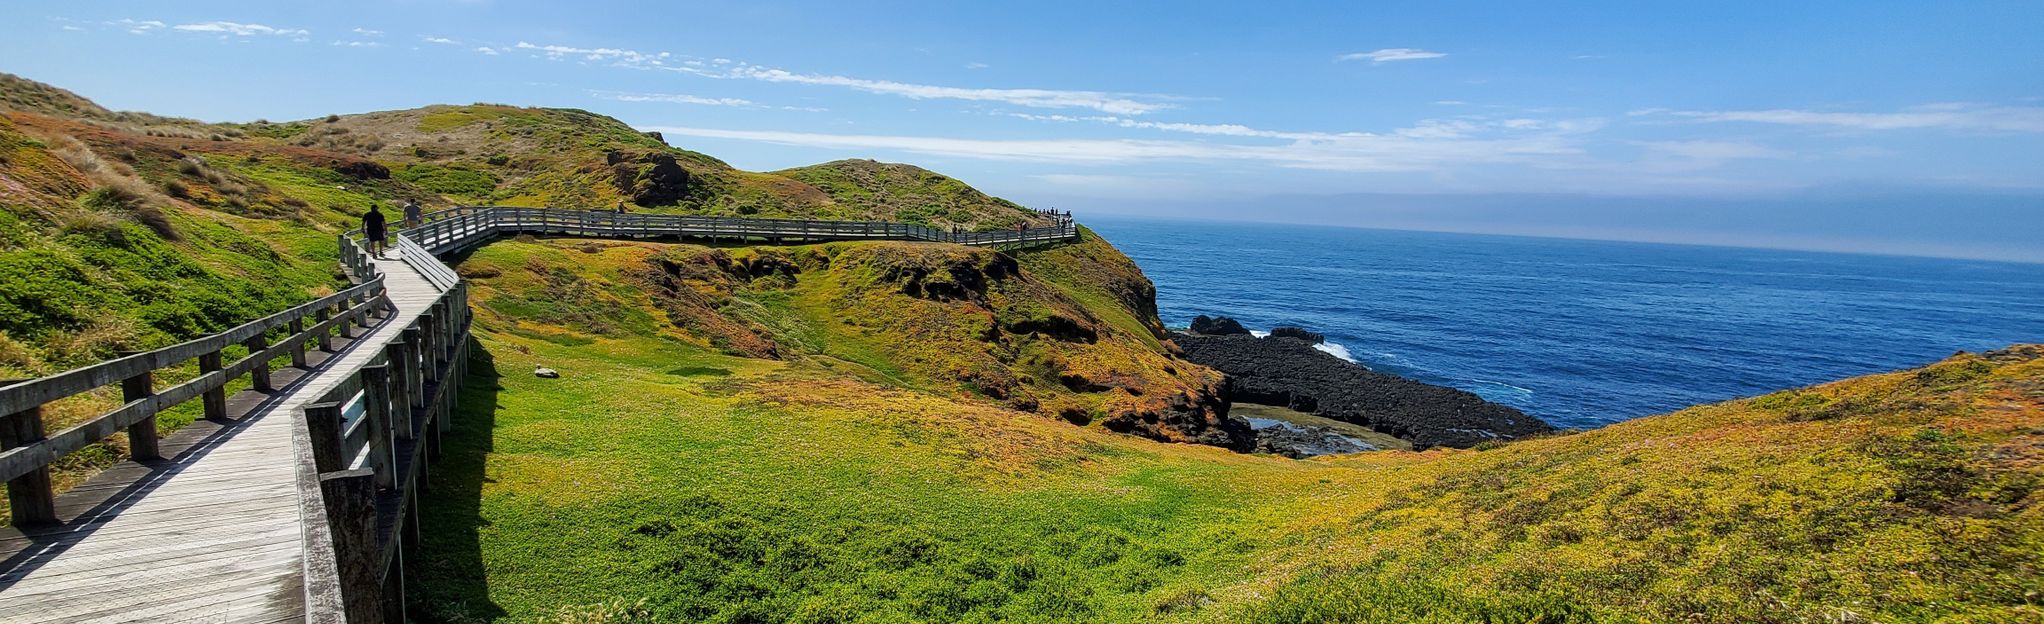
1099, 384, 1254, 451
1189, 315, 1249, 335
1252, 421, 1375, 458
1269, 326, 1324, 344
1172, 331, 1553, 449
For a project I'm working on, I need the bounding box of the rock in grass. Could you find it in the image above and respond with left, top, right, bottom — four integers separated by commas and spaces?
534, 366, 561, 379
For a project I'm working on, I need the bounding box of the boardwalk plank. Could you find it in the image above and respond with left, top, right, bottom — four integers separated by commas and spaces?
0, 255, 441, 622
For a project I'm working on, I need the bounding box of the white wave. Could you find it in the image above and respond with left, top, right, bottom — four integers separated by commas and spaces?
1249, 329, 1270, 338
1474, 379, 1535, 395
1314, 341, 1358, 363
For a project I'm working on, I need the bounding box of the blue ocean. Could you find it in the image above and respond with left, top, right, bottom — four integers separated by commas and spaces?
1086, 215, 2044, 430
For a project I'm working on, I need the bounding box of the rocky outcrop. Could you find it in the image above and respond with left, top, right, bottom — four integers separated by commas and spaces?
1172, 329, 1553, 449
1269, 326, 1324, 344
1100, 384, 1252, 451
608, 150, 693, 205
1252, 422, 1375, 458
1189, 315, 1249, 335
332, 159, 390, 180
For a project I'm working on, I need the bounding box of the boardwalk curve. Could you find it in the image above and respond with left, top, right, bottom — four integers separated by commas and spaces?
0, 209, 1076, 622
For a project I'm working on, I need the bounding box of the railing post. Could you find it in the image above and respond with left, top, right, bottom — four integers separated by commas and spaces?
200, 349, 227, 421
387, 341, 415, 441
289, 317, 309, 368
118, 359, 160, 461
319, 468, 386, 623
246, 334, 273, 392
316, 306, 335, 352
305, 402, 346, 472
402, 328, 425, 428
1, 386, 56, 527
362, 365, 395, 489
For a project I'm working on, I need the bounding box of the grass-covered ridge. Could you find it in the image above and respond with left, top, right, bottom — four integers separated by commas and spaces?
423, 239, 2044, 622
0, 71, 1071, 520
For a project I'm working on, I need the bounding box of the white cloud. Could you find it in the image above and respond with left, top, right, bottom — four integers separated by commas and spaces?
112, 19, 165, 34
476, 46, 500, 55
61, 25, 83, 31
514, 41, 671, 66
332, 40, 381, 48
503, 40, 1173, 114
172, 21, 310, 37
594, 90, 754, 107
422, 36, 458, 45
966, 62, 989, 70
1638, 140, 1791, 161
1645, 103, 2044, 133
713, 65, 1170, 114
1337, 48, 1446, 64
352, 28, 383, 37
647, 120, 1584, 173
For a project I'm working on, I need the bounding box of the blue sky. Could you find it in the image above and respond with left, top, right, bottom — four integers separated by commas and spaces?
4, 1, 2042, 261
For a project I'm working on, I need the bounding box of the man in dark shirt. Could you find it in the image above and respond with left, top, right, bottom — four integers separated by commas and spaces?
363, 204, 388, 259
402, 200, 422, 229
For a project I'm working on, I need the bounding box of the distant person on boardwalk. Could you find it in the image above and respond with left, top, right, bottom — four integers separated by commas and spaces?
616, 199, 628, 214
363, 204, 388, 259
402, 200, 422, 229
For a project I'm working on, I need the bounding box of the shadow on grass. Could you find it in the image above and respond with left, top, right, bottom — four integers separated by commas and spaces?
406, 339, 507, 622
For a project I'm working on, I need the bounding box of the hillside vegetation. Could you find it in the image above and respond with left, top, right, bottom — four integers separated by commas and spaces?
6, 74, 2039, 623
0, 73, 1062, 518
424, 240, 2044, 622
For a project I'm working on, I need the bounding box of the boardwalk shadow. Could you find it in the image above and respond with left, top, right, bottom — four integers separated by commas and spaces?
406, 339, 508, 622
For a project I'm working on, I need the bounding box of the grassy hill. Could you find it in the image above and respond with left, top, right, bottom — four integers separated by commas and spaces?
4, 73, 2039, 622
419, 241, 2044, 621
0, 73, 1075, 515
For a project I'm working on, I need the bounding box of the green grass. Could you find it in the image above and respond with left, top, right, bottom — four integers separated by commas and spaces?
413, 241, 2044, 623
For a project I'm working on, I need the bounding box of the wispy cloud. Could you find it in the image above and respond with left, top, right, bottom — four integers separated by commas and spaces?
504, 40, 1173, 115
594, 90, 754, 107
111, 19, 164, 35
1007, 112, 1601, 143
172, 21, 310, 38
476, 46, 500, 55
352, 28, 383, 37
1638, 103, 2044, 133
647, 117, 1586, 173
1638, 140, 1791, 162
1337, 48, 1446, 64
332, 40, 381, 48
422, 36, 458, 45
514, 41, 671, 66
965, 62, 989, 70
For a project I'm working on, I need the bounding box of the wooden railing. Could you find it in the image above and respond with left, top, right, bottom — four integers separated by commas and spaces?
399, 206, 1079, 256
1, 207, 1075, 622
0, 278, 389, 525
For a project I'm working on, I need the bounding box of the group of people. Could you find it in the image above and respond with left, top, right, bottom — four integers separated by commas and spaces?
359, 199, 422, 259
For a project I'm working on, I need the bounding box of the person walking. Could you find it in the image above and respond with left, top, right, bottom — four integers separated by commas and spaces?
402, 199, 422, 229
616, 199, 629, 214
363, 204, 388, 259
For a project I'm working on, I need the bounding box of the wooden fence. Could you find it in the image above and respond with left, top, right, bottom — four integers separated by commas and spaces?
0, 207, 1074, 622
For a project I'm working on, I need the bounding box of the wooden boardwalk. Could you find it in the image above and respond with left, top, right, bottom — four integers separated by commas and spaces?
0, 208, 1077, 622
0, 255, 442, 623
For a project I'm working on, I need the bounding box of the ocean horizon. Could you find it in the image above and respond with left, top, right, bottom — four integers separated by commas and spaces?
1089, 214, 2044, 429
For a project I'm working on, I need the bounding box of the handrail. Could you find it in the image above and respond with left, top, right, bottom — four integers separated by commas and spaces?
4, 205, 1074, 621
394, 206, 1078, 256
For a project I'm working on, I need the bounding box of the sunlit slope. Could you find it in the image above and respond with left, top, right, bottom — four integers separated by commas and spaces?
419, 239, 2044, 623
